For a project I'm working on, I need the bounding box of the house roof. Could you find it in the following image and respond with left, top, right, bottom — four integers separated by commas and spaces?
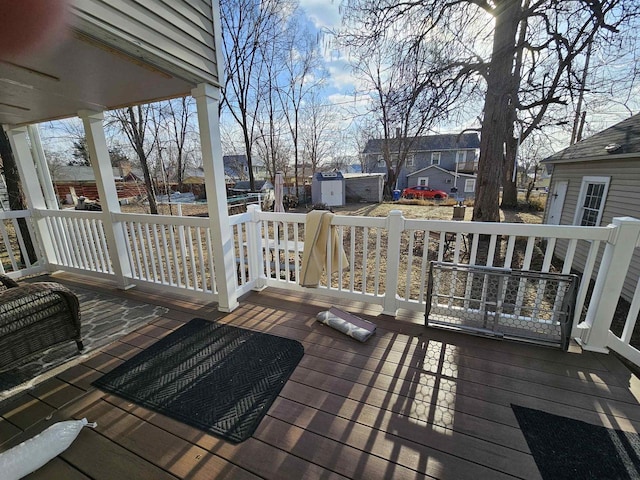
231, 180, 273, 192
543, 113, 640, 164
363, 133, 480, 154
342, 173, 385, 179
407, 165, 476, 178
52, 166, 122, 182
51, 165, 144, 182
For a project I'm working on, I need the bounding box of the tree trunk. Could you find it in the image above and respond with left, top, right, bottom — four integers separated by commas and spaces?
0, 129, 38, 264
138, 152, 158, 214
501, 135, 519, 208
472, 0, 520, 222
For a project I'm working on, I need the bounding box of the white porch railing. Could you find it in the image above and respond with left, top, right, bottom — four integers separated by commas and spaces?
115, 212, 218, 297
4, 206, 640, 365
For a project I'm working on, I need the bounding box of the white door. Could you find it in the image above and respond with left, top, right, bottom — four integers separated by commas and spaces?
547, 181, 568, 225
321, 181, 341, 206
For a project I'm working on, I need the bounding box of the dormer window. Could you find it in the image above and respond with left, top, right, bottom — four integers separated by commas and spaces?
431, 152, 441, 165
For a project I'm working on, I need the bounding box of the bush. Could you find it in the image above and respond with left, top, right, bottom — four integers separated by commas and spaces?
526, 197, 546, 211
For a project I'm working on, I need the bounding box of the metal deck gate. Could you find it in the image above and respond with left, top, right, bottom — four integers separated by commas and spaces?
426, 262, 579, 350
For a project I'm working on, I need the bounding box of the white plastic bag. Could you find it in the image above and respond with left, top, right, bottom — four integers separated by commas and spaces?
0, 418, 96, 480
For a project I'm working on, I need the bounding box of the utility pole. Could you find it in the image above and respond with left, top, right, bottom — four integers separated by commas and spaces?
571, 41, 593, 145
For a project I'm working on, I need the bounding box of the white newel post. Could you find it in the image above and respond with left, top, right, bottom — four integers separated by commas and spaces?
79, 110, 133, 289
246, 205, 267, 290
577, 216, 640, 352
192, 83, 239, 312
5, 126, 57, 269
383, 210, 404, 316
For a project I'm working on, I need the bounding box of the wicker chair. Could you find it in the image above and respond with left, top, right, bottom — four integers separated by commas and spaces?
0, 274, 83, 370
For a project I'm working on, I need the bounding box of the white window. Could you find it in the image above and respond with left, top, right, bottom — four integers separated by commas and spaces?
574, 176, 610, 226
456, 151, 466, 163
464, 178, 476, 193
406, 154, 414, 167
431, 152, 441, 165
418, 177, 429, 186
377, 155, 385, 167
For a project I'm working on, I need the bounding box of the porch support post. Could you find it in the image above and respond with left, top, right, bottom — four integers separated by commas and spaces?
577, 216, 640, 352
4, 125, 57, 268
382, 210, 404, 316
27, 124, 58, 210
192, 83, 239, 312
78, 110, 133, 289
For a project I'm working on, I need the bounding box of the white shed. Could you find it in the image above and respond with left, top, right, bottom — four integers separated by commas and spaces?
312, 172, 345, 207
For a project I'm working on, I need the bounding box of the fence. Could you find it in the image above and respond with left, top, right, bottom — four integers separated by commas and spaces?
3, 206, 640, 365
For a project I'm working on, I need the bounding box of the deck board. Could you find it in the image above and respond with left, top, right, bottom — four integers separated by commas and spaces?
3, 274, 640, 479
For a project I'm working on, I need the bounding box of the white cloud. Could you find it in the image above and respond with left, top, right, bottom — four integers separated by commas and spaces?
299, 0, 341, 29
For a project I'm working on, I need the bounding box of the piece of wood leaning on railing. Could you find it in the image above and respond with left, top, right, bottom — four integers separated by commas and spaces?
0, 274, 83, 370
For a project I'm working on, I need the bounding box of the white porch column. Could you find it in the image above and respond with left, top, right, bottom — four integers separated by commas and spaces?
4, 125, 57, 268
78, 110, 133, 290
577, 216, 640, 352
27, 125, 58, 210
192, 83, 239, 312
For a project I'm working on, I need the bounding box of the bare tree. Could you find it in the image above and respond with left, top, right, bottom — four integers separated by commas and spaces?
338, 23, 470, 195
219, 0, 294, 191
254, 26, 288, 184
276, 16, 326, 193
300, 93, 336, 176
159, 97, 196, 192
112, 104, 160, 214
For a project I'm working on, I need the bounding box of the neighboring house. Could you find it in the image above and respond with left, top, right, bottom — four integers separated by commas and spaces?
541, 113, 640, 302
362, 133, 480, 193
223, 155, 268, 181
407, 165, 477, 200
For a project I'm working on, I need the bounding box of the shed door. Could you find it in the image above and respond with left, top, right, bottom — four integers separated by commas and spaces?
547, 181, 568, 225
321, 181, 341, 206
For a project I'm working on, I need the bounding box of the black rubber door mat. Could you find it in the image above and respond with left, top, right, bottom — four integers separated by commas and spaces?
512, 404, 640, 479
93, 318, 304, 443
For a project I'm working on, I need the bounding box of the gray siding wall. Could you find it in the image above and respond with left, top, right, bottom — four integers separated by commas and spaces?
545, 158, 640, 302
407, 169, 455, 194
345, 176, 383, 203
72, 0, 219, 86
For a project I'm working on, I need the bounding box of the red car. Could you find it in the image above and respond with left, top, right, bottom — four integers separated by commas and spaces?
401, 185, 449, 200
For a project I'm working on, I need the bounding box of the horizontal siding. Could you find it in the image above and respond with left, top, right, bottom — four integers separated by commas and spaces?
547, 159, 640, 301
72, 0, 218, 85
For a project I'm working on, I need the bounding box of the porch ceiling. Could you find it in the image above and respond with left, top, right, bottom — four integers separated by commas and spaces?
0, 31, 194, 126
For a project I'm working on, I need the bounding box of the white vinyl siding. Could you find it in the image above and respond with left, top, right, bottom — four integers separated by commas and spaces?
71, 0, 219, 85
545, 159, 640, 302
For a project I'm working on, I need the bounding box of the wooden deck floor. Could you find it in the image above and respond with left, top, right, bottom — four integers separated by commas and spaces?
3, 274, 640, 479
